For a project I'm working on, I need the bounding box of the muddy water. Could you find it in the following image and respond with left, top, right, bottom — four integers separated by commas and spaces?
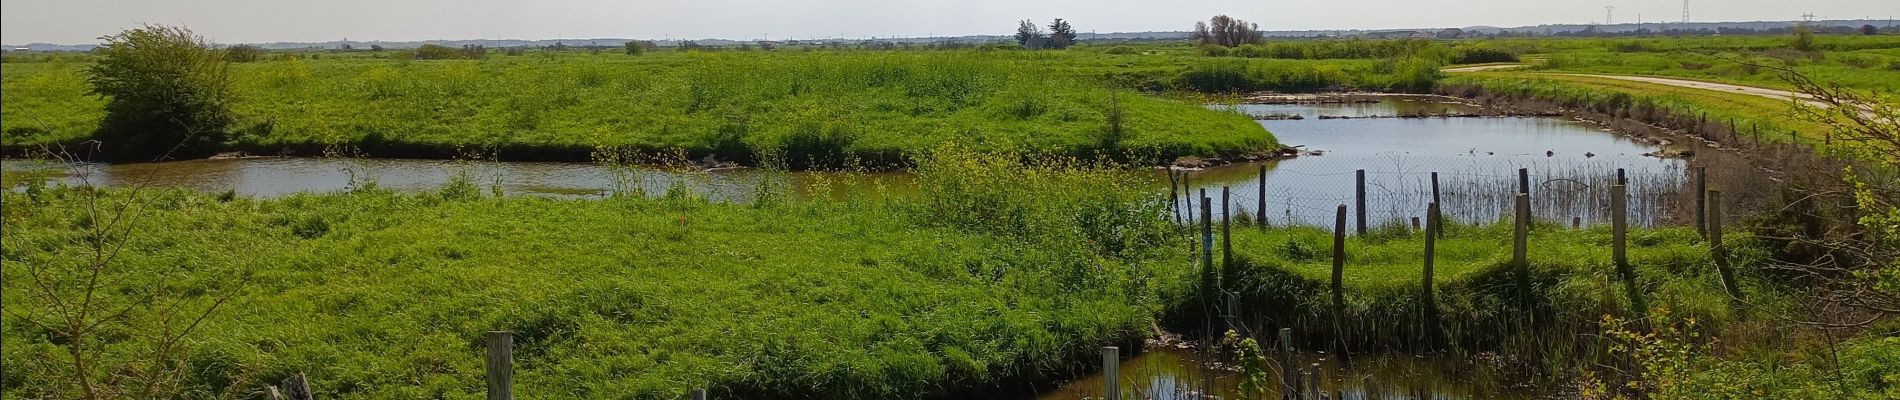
6, 99, 1701, 227
1036, 347, 1541, 400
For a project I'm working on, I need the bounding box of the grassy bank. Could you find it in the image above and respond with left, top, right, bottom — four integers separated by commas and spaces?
2, 51, 1280, 165
0, 152, 1188, 399
1441, 72, 1832, 146
1193, 221, 1757, 350
1493, 35, 1900, 92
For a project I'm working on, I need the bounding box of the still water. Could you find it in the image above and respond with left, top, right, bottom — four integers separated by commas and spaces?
4, 99, 1694, 227
1035, 347, 1542, 400
1195, 101, 1687, 227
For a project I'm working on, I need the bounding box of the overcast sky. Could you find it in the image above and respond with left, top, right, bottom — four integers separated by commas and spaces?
3, 0, 1896, 44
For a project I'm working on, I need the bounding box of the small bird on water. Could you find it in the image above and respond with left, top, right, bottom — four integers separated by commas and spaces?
1546, 150, 1555, 157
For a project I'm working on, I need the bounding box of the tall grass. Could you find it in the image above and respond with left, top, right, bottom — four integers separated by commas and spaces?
0, 151, 1192, 399
0, 51, 1276, 166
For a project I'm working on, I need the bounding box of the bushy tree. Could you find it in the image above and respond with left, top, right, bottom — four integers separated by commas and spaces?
460, 44, 487, 59
223, 44, 262, 62
1191, 15, 1265, 47
86, 24, 233, 158
414, 44, 460, 60
624, 40, 651, 55
1864, 24, 1880, 36
1048, 18, 1078, 49
1791, 25, 1817, 51
1015, 20, 1045, 49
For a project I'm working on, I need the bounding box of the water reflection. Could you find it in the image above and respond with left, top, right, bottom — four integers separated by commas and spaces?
1219, 98, 1480, 119
4, 158, 912, 202
1178, 102, 1686, 228
4, 99, 1702, 228
1036, 347, 1537, 400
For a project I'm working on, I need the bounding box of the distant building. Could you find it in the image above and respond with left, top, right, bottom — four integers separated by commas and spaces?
1436, 28, 1465, 39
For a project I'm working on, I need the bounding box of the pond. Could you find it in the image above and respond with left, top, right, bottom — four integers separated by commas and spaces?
1034, 346, 1544, 400
4, 98, 1717, 228
1195, 100, 1690, 228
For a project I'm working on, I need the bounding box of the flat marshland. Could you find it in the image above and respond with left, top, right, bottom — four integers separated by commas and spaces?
4, 30, 1900, 400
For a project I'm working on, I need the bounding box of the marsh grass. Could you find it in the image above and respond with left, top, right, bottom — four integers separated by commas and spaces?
1172, 220, 1766, 356
0, 150, 1192, 399
1, 51, 1278, 166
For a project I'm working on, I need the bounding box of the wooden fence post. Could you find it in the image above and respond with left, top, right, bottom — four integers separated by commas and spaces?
691, 389, 707, 400
1223, 186, 1233, 280
1184, 175, 1194, 225
1708, 190, 1744, 308
1612, 183, 1648, 319
1513, 193, 1532, 309
1258, 165, 1268, 227
1518, 168, 1531, 199
1430, 172, 1443, 238
1695, 166, 1708, 238
1199, 190, 1216, 327
1410, 217, 1420, 232
1572, 216, 1582, 229
1355, 170, 1367, 235
281, 373, 314, 400
1201, 190, 1214, 285
1331, 204, 1348, 357
487, 331, 513, 400
1102, 346, 1121, 400
1280, 328, 1297, 400
1169, 171, 1181, 225
1423, 202, 1442, 348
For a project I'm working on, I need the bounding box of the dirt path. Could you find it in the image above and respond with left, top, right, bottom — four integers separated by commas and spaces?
1443, 64, 1814, 103
1440, 64, 1526, 73
1546, 73, 1817, 103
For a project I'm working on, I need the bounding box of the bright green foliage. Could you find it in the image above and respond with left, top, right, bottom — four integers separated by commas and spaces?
1208, 222, 1758, 348
1173, 58, 1438, 93
85, 24, 234, 158
1507, 35, 1900, 92
1227, 331, 1272, 396
1584, 312, 1900, 399
0, 153, 1190, 399
1, 51, 1276, 166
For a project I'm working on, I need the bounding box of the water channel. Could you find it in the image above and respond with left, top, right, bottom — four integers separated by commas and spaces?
2, 98, 1743, 398
4, 98, 1699, 228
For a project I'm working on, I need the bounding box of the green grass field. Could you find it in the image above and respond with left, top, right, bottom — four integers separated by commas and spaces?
1496, 35, 1900, 92
0, 153, 1192, 399
2, 50, 1286, 166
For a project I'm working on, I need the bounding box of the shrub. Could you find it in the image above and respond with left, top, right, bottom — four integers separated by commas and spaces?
1791, 26, 1817, 52
1451, 47, 1518, 64
1196, 44, 1231, 57
86, 24, 234, 158
458, 44, 487, 59
414, 44, 460, 60
224, 44, 263, 62
1246, 62, 1334, 92
1176, 59, 1252, 92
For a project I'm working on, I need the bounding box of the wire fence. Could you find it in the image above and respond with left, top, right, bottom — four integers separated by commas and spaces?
1171, 154, 1692, 229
